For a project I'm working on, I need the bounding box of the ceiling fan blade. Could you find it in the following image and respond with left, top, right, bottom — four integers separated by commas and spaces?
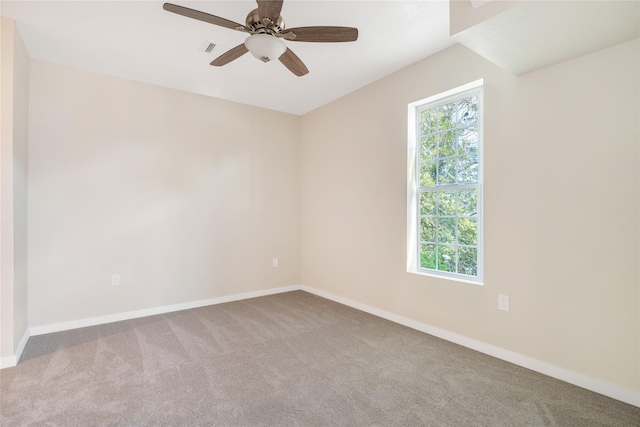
163, 3, 248, 32
279, 48, 309, 77
210, 44, 249, 66
257, 0, 283, 21
282, 26, 359, 43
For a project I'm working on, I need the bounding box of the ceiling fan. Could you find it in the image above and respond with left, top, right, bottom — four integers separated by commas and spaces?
163, 1, 358, 76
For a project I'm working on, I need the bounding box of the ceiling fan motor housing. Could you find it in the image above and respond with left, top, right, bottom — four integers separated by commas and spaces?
246, 9, 285, 36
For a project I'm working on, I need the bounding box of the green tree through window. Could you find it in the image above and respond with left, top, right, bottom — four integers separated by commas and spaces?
415, 87, 482, 280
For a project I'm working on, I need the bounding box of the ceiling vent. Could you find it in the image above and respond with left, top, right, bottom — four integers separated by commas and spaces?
199, 40, 218, 54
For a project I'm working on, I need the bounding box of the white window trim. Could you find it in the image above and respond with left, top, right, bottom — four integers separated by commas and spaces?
407, 80, 484, 285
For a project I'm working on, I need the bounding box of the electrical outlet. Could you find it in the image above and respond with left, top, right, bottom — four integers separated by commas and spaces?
498, 294, 509, 311
272, 258, 279, 267
111, 274, 120, 286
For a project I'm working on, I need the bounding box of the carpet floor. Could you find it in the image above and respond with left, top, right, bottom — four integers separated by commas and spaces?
1, 291, 638, 426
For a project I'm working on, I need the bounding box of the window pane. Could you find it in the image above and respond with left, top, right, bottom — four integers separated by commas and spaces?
420, 217, 436, 242
457, 189, 477, 216
420, 109, 438, 135
438, 105, 451, 131
438, 158, 456, 185
459, 127, 478, 156
439, 131, 456, 158
420, 244, 437, 269
458, 247, 477, 276
437, 245, 456, 272
438, 190, 456, 216
420, 161, 436, 187
420, 135, 437, 159
458, 218, 477, 246
457, 154, 478, 184
438, 218, 456, 244
455, 97, 478, 127
420, 192, 436, 216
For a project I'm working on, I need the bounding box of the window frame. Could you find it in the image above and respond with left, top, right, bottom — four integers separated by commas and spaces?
407, 80, 484, 284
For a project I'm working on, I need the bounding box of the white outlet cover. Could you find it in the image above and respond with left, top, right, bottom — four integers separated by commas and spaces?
498, 294, 509, 311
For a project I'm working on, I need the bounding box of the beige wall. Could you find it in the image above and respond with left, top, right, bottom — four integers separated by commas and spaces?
300, 40, 639, 392
28, 61, 300, 327
0, 17, 29, 361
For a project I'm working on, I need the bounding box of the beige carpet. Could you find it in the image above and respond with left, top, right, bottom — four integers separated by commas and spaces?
1, 291, 638, 426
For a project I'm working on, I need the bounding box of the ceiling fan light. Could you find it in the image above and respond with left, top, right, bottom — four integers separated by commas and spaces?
244, 34, 286, 63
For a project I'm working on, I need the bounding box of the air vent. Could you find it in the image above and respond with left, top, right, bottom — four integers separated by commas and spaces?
199, 40, 218, 54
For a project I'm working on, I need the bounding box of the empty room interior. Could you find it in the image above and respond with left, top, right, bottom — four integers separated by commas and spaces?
1, 0, 639, 425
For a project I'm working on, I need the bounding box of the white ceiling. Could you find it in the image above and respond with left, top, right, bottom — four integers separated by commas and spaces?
0, 0, 456, 115
453, 0, 640, 75
2, 1, 638, 115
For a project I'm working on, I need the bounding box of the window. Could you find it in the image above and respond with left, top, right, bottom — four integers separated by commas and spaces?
407, 81, 483, 283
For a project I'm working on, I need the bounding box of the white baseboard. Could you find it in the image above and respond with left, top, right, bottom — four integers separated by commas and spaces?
15, 328, 29, 362
29, 285, 301, 336
0, 328, 31, 369
300, 285, 640, 408
0, 355, 17, 369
